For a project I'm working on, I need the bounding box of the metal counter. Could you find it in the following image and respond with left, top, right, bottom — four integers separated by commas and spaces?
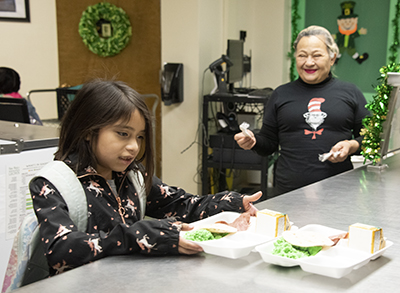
13, 154, 400, 293
0, 120, 59, 154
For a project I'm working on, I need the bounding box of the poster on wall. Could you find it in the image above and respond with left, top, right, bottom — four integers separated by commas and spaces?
0, 0, 30, 22
305, 0, 390, 94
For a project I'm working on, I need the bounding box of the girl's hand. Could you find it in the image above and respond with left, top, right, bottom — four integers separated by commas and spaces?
234, 131, 256, 150
242, 191, 262, 216
178, 223, 203, 254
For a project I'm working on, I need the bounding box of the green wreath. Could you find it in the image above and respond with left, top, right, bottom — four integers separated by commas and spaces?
78, 2, 132, 57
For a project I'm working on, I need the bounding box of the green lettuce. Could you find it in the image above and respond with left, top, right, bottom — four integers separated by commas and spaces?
272, 237, 322, 259
183, 229, 229, 242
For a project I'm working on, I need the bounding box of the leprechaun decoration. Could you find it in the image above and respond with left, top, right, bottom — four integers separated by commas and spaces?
333, 1, 369, 64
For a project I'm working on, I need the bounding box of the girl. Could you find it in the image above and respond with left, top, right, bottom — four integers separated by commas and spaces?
30, 79, 261, 276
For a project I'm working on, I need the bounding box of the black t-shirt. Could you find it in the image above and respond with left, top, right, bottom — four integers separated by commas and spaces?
253, 75, 370, 193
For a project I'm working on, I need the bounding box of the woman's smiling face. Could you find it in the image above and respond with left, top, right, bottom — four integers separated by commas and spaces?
295, 35, 336, 84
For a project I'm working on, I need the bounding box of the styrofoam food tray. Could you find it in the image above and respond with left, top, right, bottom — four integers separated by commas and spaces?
180, 211, 272, 259
255, 224, 393, 278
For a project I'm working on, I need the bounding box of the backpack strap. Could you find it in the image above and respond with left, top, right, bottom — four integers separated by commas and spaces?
2, 161, 88, 291
32, 161, 87, 232
127, 170, 146, 219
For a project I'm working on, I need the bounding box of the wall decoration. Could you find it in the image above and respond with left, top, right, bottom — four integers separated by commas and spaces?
333, 1, 368, 64
0, 0, 30, 22
78, 2, 132, 57
289, 0, 301, 82
388, 0, 400, 63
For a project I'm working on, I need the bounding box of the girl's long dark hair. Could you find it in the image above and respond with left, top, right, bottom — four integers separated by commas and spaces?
55, 79, 154, 194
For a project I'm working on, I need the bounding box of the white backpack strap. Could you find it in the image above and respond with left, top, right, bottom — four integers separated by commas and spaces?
32, 161, 87, 232
128, 170, 146, 219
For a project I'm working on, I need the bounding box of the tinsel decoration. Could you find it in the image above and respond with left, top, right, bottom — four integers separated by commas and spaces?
388, 0, 400, 63
361, 63, 400, 164
361, 0, 400, 164
288, 0, 300, 82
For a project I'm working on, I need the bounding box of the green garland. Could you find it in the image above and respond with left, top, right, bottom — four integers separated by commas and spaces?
388, 0, 400, 64
361, 0, 400, 164
360, 64, 400, 164
288, 0, 301, 82
78, 2, 132, 57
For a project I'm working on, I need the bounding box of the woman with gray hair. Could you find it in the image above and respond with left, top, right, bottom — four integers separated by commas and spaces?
235, 25, 369, 195
293, 25, 339, 59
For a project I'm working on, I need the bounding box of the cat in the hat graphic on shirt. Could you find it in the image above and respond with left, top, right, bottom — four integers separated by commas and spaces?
303, 98, 327, 139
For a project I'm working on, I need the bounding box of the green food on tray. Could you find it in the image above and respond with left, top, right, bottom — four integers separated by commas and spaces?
272, 237, 322, 259
183, 229, 229, 242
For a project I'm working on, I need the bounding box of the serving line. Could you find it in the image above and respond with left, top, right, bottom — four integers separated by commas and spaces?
12, 154, 400, 293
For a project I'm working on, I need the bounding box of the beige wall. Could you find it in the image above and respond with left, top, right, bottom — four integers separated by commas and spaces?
0, 0, 59, 120
161, 0, 290, 193
161, 0, 225, 192
222, 0, 291, 88
1, 0, 291, 193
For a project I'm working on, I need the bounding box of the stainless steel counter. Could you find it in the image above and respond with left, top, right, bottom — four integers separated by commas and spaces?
13, 154, 400, 292
0, 120, 59, 154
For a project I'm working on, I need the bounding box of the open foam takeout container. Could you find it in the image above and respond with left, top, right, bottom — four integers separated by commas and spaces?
180, 211, 272, 259
255, 224, 393, 278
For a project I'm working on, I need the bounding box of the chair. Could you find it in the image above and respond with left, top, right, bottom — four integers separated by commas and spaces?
0, 97, 30, 123
27, 86, 81, 121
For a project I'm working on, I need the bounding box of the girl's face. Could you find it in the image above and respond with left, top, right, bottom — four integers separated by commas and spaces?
295, 35, 335, 84
93, 109, 145, 180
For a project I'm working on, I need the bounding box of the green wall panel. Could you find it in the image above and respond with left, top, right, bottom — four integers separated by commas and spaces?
304, 0, 390, 94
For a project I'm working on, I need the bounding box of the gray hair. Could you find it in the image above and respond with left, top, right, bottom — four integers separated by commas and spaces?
293, 25, 339, 59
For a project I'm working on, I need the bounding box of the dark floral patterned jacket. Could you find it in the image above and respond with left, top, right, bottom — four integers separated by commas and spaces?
30, 159, 245, 276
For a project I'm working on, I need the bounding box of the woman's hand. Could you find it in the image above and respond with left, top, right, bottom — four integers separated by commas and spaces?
178, 223, 203, 254
328, 140, 359, 163
234, 130, 256, 150
242, 191, 262, 216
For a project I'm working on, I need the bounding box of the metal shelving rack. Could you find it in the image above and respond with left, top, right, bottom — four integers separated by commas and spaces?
201, 94, 270, 201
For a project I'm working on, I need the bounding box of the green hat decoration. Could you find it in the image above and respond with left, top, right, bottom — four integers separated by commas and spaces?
338, 1, 358, 19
